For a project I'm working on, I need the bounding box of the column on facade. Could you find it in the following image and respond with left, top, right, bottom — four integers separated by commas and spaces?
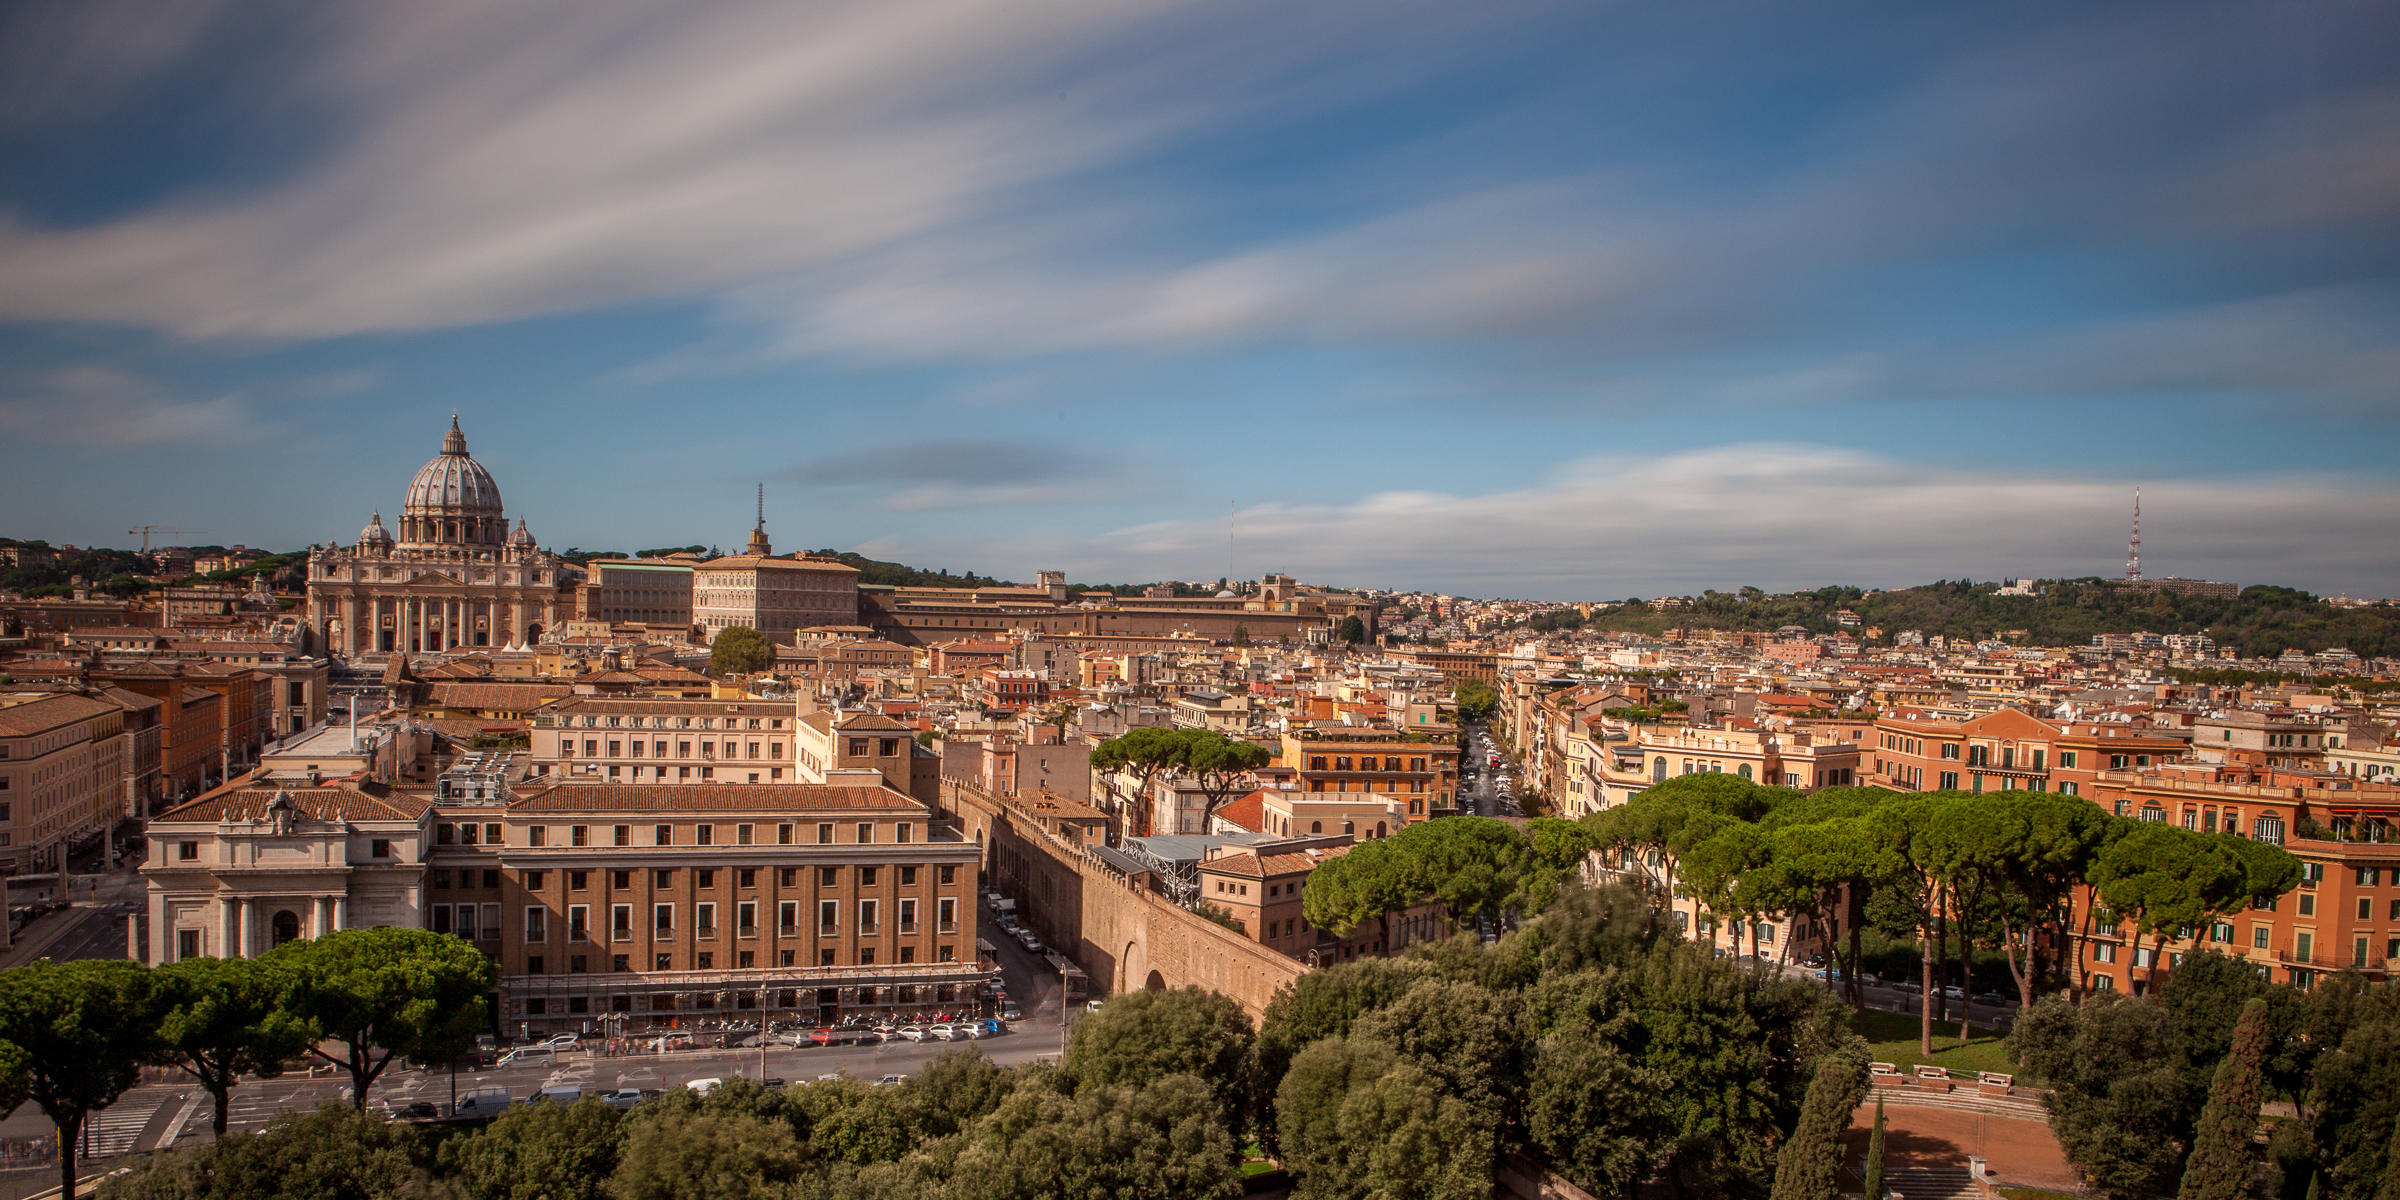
334, 897, 347, 932
413, 597, 426, 654
343, 595, 360, 656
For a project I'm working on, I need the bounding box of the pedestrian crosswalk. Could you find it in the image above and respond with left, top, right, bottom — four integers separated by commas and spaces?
85, 1091, 166, 1158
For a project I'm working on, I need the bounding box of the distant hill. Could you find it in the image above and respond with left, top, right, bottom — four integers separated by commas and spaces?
1543, 578, 2398, 659
809, 551, 1011, 590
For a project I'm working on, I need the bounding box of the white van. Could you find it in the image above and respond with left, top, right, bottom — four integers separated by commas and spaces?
686, 1077, 725, 1097
493, 1045, 557, 1068
453, 1087, 512, 1118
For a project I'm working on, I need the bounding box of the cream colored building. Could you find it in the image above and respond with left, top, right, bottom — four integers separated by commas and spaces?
693, 523, 862, 644
530, 697, 800, 785
0, 691, 130, 874
307, 417, 573, 657
142, 784, 432, 962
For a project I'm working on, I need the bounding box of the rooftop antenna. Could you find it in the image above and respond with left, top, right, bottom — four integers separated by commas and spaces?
2125, 487, 2143, 582
1227, 501, 1235, 591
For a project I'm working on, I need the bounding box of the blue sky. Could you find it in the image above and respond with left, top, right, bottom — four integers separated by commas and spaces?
1, 0, 2395, 599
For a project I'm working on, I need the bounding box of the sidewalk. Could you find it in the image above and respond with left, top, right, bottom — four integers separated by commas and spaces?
0, 909, 92, 970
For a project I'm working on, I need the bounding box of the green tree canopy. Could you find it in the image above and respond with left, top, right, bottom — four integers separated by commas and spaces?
1065, 987, 1254, 1122
708, 625, 774, 677
154, 955, 315, 1136
443, 1097, 623, 1200
270, 927, 497, 1109
0, 960, 164, 1200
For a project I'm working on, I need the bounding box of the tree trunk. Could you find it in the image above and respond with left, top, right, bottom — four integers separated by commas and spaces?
2071, 898, 2094, 1003
211, 1081, 232, 1136
56, 1113, 79, 1200
1919, 910, 1938, 1057
1997, 909, 2032, 1015
1847, 889, 1867, 1010
1955, 888, 1976, 1045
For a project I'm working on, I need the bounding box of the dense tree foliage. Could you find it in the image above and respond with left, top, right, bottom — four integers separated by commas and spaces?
154, 955, 314, 1136
1568, 577, 2400, 657
1452, 680, 1498, 722
1062, 987, 1253, 1121
268, 927, 498, 1109
707, 625, 774, 677
2011, 952, 2400, 1200
0, 960, 166, 1200
1088, 728, 1271, 835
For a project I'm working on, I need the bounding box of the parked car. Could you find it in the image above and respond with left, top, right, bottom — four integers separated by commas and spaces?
686, 1078, 725, 1097
1971, 991, 2008, 1007
816, 1073, 846, 1083
541, 1032, 583, 1049
1940, 985, 1966, 1001
600, 1088, 659, 1110
928, 1024, 958, 1041
453, 1088, 512, 1119
530, 1085, 584, 1105
896, 1025, 929, 1042
493, 1045, 557, 1068
998, 1002, 1022, 1021
875, 1075, 907, 1088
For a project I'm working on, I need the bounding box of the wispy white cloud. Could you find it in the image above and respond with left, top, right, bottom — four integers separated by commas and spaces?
0, 366, 273, 447
865, 444, 2400, 598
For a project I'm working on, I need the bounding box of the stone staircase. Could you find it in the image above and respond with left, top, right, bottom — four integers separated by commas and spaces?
1884, 1166, 1980, 1200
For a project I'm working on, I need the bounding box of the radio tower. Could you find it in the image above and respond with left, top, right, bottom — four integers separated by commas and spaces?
2124, 487, 2143, 582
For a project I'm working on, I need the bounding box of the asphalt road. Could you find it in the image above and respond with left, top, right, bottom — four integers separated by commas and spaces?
0, 898, 1089, 1157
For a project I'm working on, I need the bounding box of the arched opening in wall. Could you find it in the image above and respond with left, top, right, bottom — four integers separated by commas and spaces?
1119, 941, 1139, 995
1143, 970, 1167, 992
525, 622, 543, 644
271, 910, 302, 947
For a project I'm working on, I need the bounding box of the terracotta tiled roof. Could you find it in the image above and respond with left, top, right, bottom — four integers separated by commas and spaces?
425, 682, 572, 711
1213, 789, 1269, 832
507, 783, 919, 814
155, 783, 429, 824
0, 692, 121, 735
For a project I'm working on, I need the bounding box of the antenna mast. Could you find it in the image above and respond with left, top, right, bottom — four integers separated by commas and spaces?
1228, 501, 1236, 592
2125, 487, 2143, 582
756, 483, 765, 530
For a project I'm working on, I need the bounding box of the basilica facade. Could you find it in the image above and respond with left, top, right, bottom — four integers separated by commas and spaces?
308, 418, 573, 658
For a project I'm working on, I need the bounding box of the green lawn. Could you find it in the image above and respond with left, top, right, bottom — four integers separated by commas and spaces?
1853, 1006, 2020, 1079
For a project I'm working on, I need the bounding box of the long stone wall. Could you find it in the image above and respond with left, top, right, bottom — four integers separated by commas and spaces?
941, 777, 1306, 1021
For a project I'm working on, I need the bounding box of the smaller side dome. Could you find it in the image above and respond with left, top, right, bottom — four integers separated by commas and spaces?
358, 511, 394, 550
509, 518, 536, 548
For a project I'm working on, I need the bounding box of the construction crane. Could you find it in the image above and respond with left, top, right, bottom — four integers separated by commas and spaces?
127, 525, 204, 554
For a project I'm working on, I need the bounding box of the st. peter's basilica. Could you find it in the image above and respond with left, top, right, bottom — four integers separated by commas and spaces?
307, 417, 572, 657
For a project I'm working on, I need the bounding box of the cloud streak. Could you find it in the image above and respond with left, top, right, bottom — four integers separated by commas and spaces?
871, 444, 2400, 599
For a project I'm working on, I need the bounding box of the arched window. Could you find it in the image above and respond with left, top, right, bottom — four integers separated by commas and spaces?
271, 909, 302, 947
1375, 822, 1387, 838
1738, 763, 1753, 780
1310, 821, 1322, 833
1652, 758, 1668, 782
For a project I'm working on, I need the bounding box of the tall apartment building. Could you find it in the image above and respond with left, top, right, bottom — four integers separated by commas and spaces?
1867, 707, 2186, 797
2074, 768, 2400, 994
0, 691, 130, 873
1280, 730, 1458, 820
530, 697, 799, 785
142, 777, 986, 1034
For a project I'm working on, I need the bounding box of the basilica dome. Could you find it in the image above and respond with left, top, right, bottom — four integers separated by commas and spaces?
398, 416, 507, 550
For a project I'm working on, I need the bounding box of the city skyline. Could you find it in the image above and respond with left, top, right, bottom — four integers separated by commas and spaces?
2, 1, 2397, 598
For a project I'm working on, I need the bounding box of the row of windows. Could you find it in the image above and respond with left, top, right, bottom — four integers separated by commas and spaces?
436, 864, 958, 892
431, 896, 960, 943
571, 714, 781, 730
1306, 755, 1431, 772
571, 739, 783, 759
438, 820, 913, 848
